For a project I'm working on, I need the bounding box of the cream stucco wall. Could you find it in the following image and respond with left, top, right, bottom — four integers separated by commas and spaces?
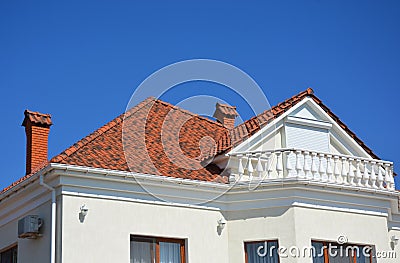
0, 199, 53, 263
227, 207, 296, 263
59, 191, 400, 263
1, 175, 399, 263
228, 206, 398, 263
60, 194, 229, 263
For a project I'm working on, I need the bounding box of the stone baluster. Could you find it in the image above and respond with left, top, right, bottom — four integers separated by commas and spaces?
389, 167, 395, 190
327, 155, 334, 182
341, 157, 349, 185
334, 156, 341, 183
319, 153, 327, 181
237, 155, 244, 181
265, 153, 273, 179
385, 164, 391, 190
311, 152, 319, 180
232, 151, 394, 191
356, 159, 363, 187
247, 155, 254, 180
304, 151, 312, 179
276, 152, 283, 178
363, 160, 370, 187
256, 154, 263, 179
370, 161, 377, 189
377, 163, 384, 190
348, 158, 355, 186
286, 151, 295, 178
296, 150, 303, 178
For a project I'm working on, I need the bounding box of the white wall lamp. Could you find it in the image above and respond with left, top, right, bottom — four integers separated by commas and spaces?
217, 218, 227, 235
79, 205, 89, 223
391, 235, 399, 246
80, 205, 89, 216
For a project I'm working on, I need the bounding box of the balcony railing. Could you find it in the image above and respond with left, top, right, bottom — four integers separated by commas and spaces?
227, 148, 395, 191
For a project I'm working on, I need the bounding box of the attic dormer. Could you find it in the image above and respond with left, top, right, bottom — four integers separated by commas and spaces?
283, 103, 332, 153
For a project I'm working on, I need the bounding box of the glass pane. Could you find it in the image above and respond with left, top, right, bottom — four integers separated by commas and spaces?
0, 247, 17, 263
328, 245, 353, 263
159, 242, 181, 263
130, 239, 154, 263
12, 247, 17, 263
356, 246, 371, 263
246, 241, 279, 263
311, 242, 325, 263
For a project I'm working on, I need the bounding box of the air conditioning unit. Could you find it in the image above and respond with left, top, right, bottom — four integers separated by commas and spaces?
18, 215, 43, 239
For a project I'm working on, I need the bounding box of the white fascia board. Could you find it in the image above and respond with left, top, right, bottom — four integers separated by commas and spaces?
2, 161, 396, 209
0, 164, 53, 202
50, 163, 229, 190
2, 162, 398, 226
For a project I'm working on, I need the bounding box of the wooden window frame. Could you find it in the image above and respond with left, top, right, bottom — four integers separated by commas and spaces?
0, 245, 17, 263
131, 235, 185, 263
312, 240, 373, 263
244, 240, 280, 263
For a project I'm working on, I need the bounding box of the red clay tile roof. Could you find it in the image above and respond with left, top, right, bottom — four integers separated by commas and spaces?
22, 110, 52, 127
1, 88, 385, 195
50, 97, 229, 183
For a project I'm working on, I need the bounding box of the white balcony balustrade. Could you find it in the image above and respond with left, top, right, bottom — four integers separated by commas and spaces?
227, 149, 395, 191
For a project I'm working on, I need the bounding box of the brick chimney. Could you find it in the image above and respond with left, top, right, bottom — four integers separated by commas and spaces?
22, 110, 52, 175
213, 102, 238, 129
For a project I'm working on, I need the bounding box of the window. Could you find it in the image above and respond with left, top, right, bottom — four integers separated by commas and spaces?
130, 236, 185, 263
312, 241, 374, 263
244, 240, 280, 263
0, 246, 17, 263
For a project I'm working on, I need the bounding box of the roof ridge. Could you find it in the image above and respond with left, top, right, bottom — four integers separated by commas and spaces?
51, 96, 224, 164
153, 98, 226, 128
50, 97, 156, 163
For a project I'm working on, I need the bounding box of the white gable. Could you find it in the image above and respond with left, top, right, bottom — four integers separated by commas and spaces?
290, 103, 327, 121
229, 97, 374, 159
284, 103, 332, 153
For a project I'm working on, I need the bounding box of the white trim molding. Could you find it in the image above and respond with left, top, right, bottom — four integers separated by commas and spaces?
285, 115, 332, 130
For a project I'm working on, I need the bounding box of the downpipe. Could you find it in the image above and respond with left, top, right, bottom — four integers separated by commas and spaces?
40, 174, 56, 263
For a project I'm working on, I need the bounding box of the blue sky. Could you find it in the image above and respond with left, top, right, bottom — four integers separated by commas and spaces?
0, 0, 399, 189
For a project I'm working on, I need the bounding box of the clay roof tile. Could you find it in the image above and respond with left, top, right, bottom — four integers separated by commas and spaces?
1, 88, 386, 194
22, 110, 52, 127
